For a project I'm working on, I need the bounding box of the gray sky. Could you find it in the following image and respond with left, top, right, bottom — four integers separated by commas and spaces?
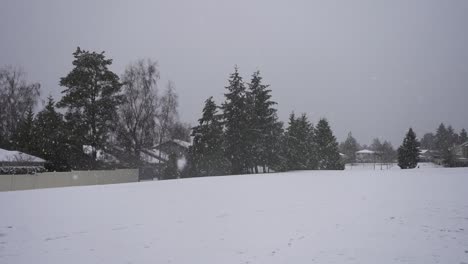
1, 0, 467, 146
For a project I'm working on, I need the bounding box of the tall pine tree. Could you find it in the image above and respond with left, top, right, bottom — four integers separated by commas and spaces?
339, 132, 359, 163
247, 71, 279, 173
282, 113, 315, 171
190, 97, 228, 176
314, 118, 343, 170
397, 128, 420, 169
58, 47, 123, 167
222, 66, 250, 174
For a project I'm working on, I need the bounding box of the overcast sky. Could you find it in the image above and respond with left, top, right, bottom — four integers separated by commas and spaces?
1, 0, 467, 145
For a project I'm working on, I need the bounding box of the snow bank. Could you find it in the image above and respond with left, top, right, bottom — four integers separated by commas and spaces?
1, 168, 468, 264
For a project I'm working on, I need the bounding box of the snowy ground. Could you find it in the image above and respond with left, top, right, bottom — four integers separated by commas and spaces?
1, 167, 468, 264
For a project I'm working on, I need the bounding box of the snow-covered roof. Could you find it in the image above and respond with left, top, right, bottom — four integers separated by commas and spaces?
420, 149, 429, 154
140, 149, 168, 163
173, 139, 191, 149
155, 139, 192, 149
0, 148, 45, 163
356, 149, 375, 154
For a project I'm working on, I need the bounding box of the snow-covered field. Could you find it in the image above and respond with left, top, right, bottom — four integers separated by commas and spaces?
1, 167, 468, 264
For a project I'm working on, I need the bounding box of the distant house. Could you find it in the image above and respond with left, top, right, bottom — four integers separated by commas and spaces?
418, 149, 433, 162
453, 141, 468, 165
83, 145, 119, 164
0, 148, 46, 174
153, 139, 191, 160
138, 139, 192, 180
355, 149, 377, 163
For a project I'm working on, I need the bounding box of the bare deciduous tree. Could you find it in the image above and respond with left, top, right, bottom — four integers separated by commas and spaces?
158, 80, 179, 145
0, 66, 40, 147
117, 59, 160, 162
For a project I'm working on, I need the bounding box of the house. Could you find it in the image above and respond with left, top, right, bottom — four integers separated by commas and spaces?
355, 149, 377, 163
138, 139, 192, 180
152, 139, 191, 160
418, 149, 434, 162
453, 141, 468, 165
0, 148, 46, 174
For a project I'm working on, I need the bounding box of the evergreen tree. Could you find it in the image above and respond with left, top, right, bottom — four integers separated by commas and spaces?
58, 47, 123, 167
221, 66, 250, 174
314, 118, 343, 170
190, 97, 228, 176
339, 132, 359, 163
420, 132, 435, 150
460, 128, 468, 144
247, 71, 279, 173
264, 121, 284, 172
434, 123, 455, 166
397, 128, 420, 169
34, 96, 70, 171
282, 113, 315, 171
162, 153, 179, 180
447, 125, 458, 147
435, 123, 449, 152
11, 107, 36, 154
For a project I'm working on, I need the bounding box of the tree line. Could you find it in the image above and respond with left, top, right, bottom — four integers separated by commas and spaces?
186, 67, 343, 177
0, 47, 190, 171
420, 123, 467, 167
1, 48, 345, 175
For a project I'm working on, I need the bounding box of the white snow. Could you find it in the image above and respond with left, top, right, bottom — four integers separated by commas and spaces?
356, 149, 375, 154
1, 168, 468, 264
0, 148, 45, 163
173, 139, 191, 149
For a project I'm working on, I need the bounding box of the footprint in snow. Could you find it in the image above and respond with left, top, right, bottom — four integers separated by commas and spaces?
112, 226, 128, 231
44, 235, 68, 241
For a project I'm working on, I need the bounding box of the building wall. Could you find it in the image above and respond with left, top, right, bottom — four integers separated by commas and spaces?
0, 169, 138, 192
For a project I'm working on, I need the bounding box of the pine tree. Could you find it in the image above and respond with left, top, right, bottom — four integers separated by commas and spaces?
420, 132, 435, 150
34, 96, 70, 171
314, 118, 343, 170
190, 97, 228, 176
339, 132, 359, 163
58, 47, 123, 167
397, 128, 420, 169
264, 121, 284, 172
221, 66, 250, 174
434, 123, 455, 167
460, 128, 468, 144
11, 107, 36, 154
435, 123, 449, 153
282, 113, 315, 171
447, 125, 458, 147
247, 71, 279, 173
